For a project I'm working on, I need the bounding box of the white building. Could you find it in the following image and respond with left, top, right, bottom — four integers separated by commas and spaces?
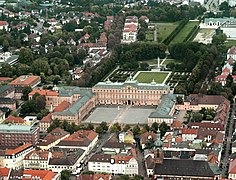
122, 16, 139, 44
181, 129, 198, 141
4, 143, 34, 170
88, 151, 138, 176
0, 21, 9, 31
227, 46, 236, 60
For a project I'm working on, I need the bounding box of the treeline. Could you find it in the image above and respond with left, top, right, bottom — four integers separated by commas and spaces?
163, 20, 188, 45
183, 25, 200, 42
115, 42, 167, 69
125, 3, 205, 22
170, 42, 219, 94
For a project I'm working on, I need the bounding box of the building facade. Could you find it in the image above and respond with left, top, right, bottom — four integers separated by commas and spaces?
92, 78, 170, 106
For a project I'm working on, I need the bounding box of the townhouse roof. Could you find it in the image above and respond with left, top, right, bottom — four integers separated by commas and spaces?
0, 167, 10, 177
9, 75, 41, 86
53, 101, 71, 112
154, 159, 215, 177
4, 115, 24, 124
215, 75, 236, 79
0, 21, 8, 26
228, 46, 236, 55
145, 155, 155, 169
5, 143, 33, 156
38, 128, 69, 146
24, 150, 50, 160
229, 158, 236, 174
140, 132, 157, 145
57, 86, 81, 97
149, 94, 176, 118
0, 77, 13, 82
29, 89, 59, 96
49, 148, 85, 165
112, 154, 134, 163
57, 130, 98, 147
187, 94, 227, 105
103, 140, 133, 149
188, 122, 224, 130
89, 154, 111, 162
0, 85, 13, 95
22, 170, 56, 180
171, 120, 183, 129
0, 97, 15, 103
40, 113, 52, 123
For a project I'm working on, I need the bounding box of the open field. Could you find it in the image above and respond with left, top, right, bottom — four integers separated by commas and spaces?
135, 71, 169, 83
224, 40, 236, 48
171, 21, 200, 44
146, 22, 179, 42
193, 28, 215, 44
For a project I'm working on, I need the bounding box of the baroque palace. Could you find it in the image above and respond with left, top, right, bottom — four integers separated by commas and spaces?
92, 76, 170, 106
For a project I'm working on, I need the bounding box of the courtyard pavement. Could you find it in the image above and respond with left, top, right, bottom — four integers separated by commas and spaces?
84, 105, 156, 125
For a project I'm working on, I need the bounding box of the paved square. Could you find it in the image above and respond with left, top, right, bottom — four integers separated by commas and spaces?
84, 106, 156, 125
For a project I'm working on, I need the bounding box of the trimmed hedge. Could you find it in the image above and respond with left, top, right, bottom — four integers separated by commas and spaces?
183, 25, 200, 42
162, 19, 188, 45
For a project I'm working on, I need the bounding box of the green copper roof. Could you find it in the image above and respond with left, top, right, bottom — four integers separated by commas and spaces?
0, 124, 33, 132
93, 78, 170, 90
149, 94, 177, 118
58, 86, 81, 97
53, 91, 94, 116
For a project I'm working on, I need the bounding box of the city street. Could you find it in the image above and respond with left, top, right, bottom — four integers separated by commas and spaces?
222, 103, 235, 178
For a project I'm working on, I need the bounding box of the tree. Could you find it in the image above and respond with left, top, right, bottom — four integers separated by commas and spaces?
132, 125, 141, 136
212, 33, 227, 46
32, 93, 46, 112
0, 63, 15, 77
176, 96, 184, 104
22, 86, 32, 101
61, 170, 71, 180
132, 175, 144, 180
63, 20, 78, 32
140, 62, 149, 70
123, 124, 131, 132
110, 123, 121, 133
137, 30, 146, 41
95, 125, 103, 134
86, 123, 94, 130
18, 48, 33, 65
192, 112, 203, 122
159, 122, 169, 137
2, 39, 9, 52
151, 122, 159, 132
100, 121, 108, 132
32, 58, 51, 76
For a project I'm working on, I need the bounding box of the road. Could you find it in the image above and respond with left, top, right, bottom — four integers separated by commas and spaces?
221, 103, 235, 178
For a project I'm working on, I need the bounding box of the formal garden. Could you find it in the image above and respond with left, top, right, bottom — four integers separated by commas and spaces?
134, 71, 170, 83
166, 72, 192, 90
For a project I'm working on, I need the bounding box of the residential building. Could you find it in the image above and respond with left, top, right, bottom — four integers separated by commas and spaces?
0, 85, 14, 98
0, 110, 5, 123
181, 128, 198, 141
229, 158, 236, 179
9, 75, 41, 88
118, 131, 135, 144
0, 52, 19, 65
22, 169, 60, 180
228, 46, 236, 60
0, 98, 16, 110
0, 167, 11, 180
23, 150, 51, 170
39, 113, 52, 132
4, 143, 34, 170
122, 16, 139, 44
38, 128, 70, 150
56, 130, 98, 155
140, 132, 157, 150
48, 148, 86, 173
0, 123, 39, 148
0, 77, 13, 83
0, 21, 9, 31
88, 148, 138, 176
92, 77, 170, 106
188, 121, 224, 131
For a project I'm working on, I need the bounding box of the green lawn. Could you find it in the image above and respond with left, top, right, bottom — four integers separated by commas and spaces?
135, 72, 169, 83
145, 22, 179, 42
171, 21, 199, 44
162, 59, 182, 65
224, 40, 236, 48
156, 22, 180, 42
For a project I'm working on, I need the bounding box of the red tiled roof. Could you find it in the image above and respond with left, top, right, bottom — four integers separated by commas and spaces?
0, 77, 13, 82
53, 101, 71, 112
229, 158, 236, 174
29, 89, 58, 96
171, 120, 183, 129
0, 21, 8, 26
40, 113, 52, 123
5, 115, 24, 124
9, 75, 41, 86
182, 128, 198, 135
24, 150, 50, 160
0, 167, 10, 177
78, 174, 111, 180
22, 170, 56, 180
5, 143, 32, 156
